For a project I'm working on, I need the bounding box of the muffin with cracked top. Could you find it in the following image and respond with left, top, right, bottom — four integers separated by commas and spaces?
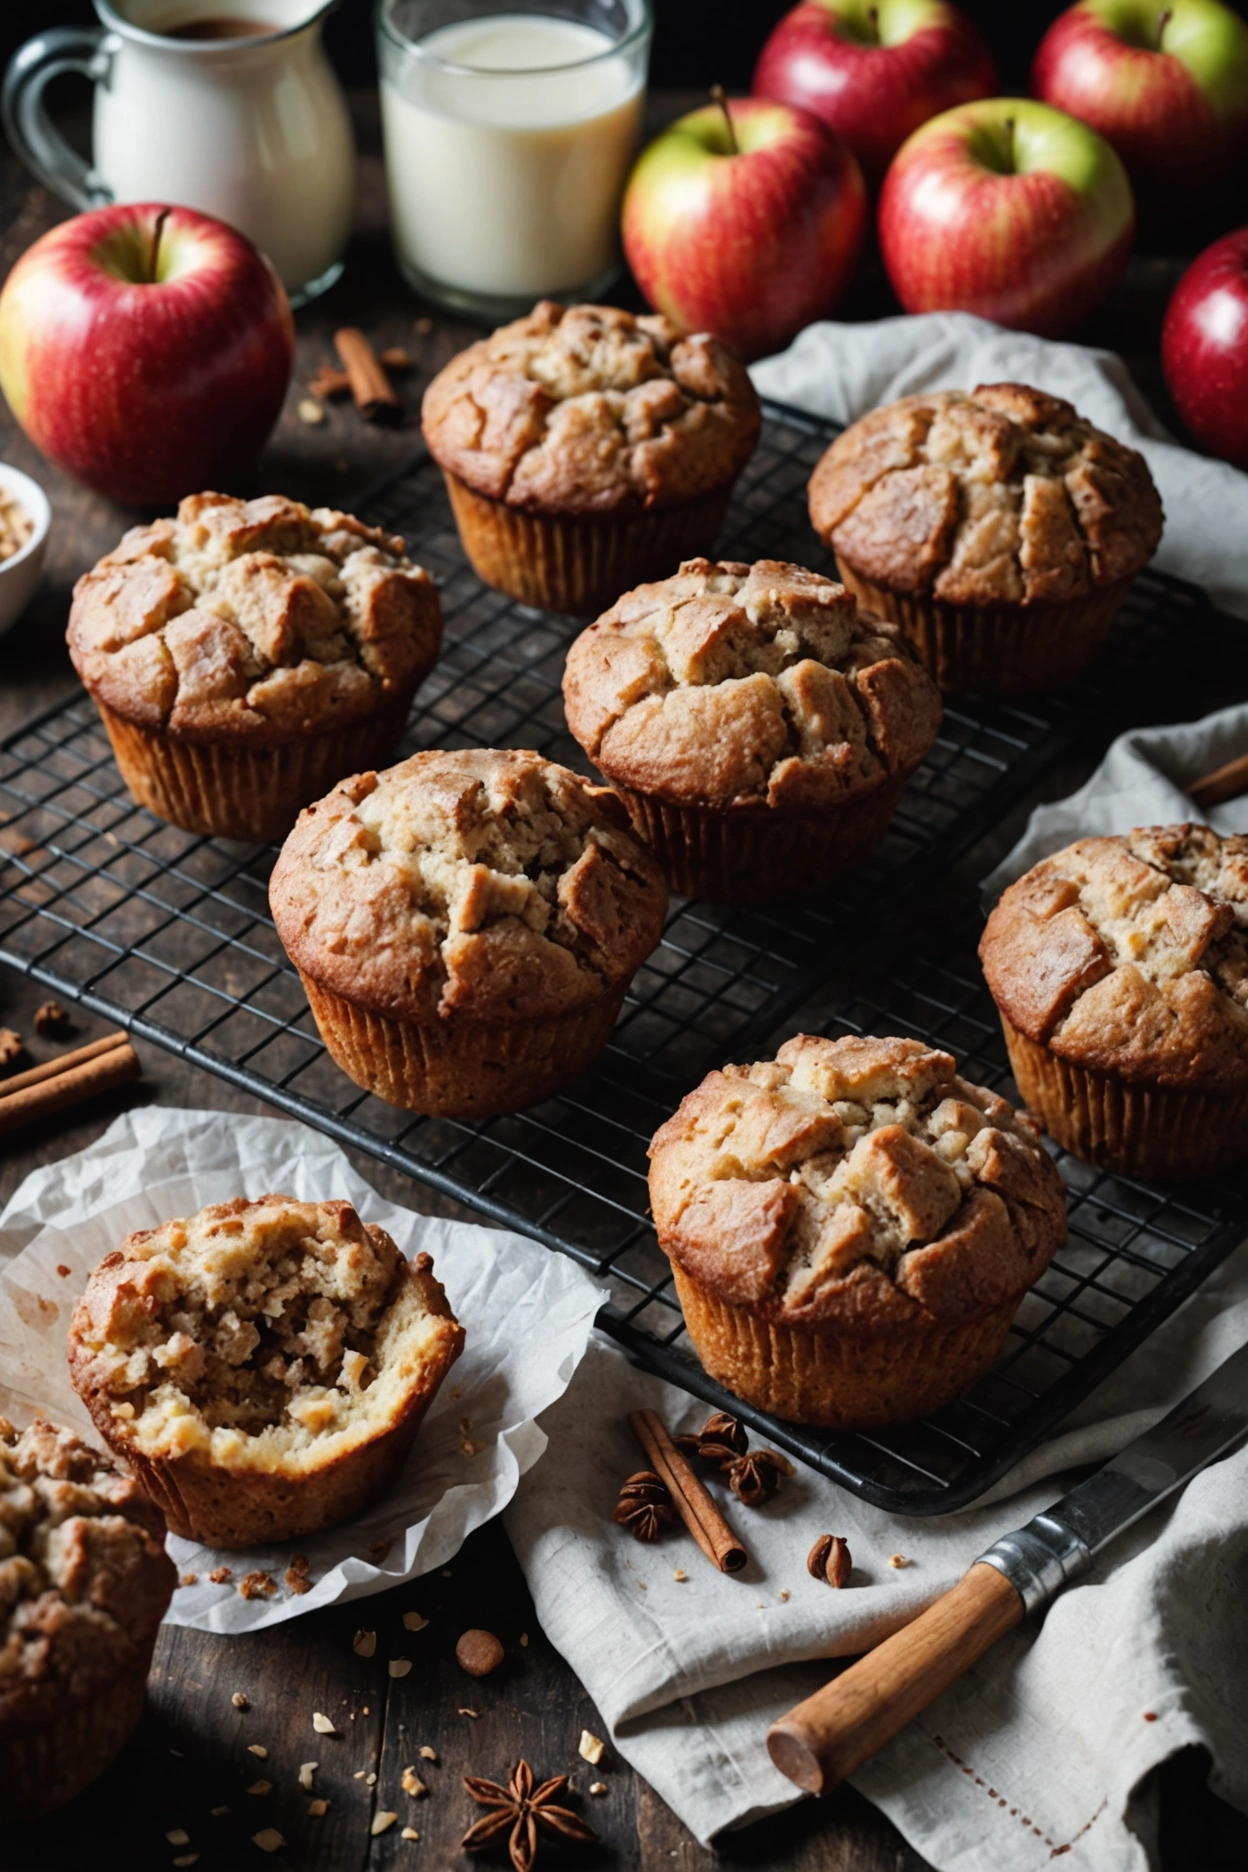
0, 1415, 175, 1820
808, 382, 1163, 696
68, 1196, 464, 1549
269, 747, 669, 1117
563, 557, 942, 901
421, 300, 761, 616
649, 1034, 1066, 1426
68, 492, 443, 841
981, 823, 1248, 1178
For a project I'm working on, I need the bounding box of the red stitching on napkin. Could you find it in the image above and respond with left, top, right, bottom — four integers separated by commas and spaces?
926, 1733, 1107, 1858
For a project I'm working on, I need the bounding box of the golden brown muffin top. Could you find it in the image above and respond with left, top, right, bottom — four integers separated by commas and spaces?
269, 748, 668, 1024
0, 1416, 174, 1723
67, 493, 442, 741
68, 1196, 463, 1466
649, 1034, 1064, 1327
809, 383, 1163, 607
981, 824, 1248, 1091
421, 301, 761, 516
563, 559, 942, 811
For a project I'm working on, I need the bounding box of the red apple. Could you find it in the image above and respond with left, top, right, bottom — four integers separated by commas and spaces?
622, 95, 867, 362
1162, 227, 1248, 467
878, 97, 1135, 338
1032, 0, 1248, 208
0, 202, 294, 506
753, 0, 997, 185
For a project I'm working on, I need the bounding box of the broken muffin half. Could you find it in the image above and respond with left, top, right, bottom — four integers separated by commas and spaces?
67, 1196, 465, 1549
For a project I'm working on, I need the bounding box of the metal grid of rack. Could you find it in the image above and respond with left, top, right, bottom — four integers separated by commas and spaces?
1, 400, 1240, 1513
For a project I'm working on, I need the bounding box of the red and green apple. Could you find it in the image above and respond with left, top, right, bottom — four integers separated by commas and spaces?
622, 95, 867, 362
0, 202, 294, 507
1032, 0, 1248, 208
752, 0, 997, 185
1162, 227, 1248, 467
877, 97, 1135, 338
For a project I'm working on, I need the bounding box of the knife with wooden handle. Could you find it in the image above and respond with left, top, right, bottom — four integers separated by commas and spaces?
768, 1338, 1248, 1794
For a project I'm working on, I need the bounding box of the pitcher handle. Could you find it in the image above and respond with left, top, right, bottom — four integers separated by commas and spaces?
2, 28, 117, 212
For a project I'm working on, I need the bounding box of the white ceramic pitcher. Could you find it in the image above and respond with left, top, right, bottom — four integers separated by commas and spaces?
2, 1, 356, 304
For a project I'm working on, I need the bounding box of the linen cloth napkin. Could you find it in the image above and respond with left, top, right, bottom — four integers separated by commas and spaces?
750, 309, 1248, 622
506, 320, 1248, 1870
0, 1106, 604, 1633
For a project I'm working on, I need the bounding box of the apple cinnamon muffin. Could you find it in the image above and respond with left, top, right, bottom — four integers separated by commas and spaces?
981, 823, 1248, 1178
808, 383, 1163, 695
421, 301, 761, 616
563, 558, 942, 901
67, 1196, 464, 1549
649, 1034, 1065, 1426
270, 748, 669, 1117
68, 493, 444, 841
0, 1415, 175, 1820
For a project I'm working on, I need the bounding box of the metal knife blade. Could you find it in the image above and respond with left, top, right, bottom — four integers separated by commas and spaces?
978, 1337, 1248, 1614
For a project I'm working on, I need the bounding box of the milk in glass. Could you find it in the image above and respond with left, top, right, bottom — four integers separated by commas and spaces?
378, 8, 649, 310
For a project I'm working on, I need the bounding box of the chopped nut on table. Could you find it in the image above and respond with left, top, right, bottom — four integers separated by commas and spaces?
246, 1779, 272, 1796
590, 1781, 607, 1796
389, 1657, 413, 1677
251, 1829, 285, 1853
298, 1762, 317, 1790
456, 1628, 504, 1677
312, 1711, 338, 1735
231, 1691, 248, 1709
165, 1830, 189, 1846
33, 1001, 69, 1034
401, 1825, 420, 1840
808, 1534, 853, 1589
247, 1744, 267, 1758
372, 1812, 398, 1836
353, 1629, 377, 1657
402, 1610, 428, 1631
578, 1730, 605, 1766
890, 1553, 912, 1569
401, 1766, 427, 1797
419, 1745, 438, 1762
0, 1028, 23, 1068
308, 1799, 329, 1816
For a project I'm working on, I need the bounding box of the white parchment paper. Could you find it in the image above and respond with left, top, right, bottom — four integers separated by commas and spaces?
0, 1106, 604, 1633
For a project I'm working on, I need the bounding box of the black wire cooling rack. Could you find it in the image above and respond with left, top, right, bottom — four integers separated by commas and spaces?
2, 399, 1244, 1515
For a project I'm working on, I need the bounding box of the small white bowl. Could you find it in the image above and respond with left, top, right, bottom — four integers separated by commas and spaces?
0, 462, 51, 638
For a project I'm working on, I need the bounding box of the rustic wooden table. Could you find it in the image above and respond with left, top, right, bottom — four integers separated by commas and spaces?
2, 91, 1246, 1872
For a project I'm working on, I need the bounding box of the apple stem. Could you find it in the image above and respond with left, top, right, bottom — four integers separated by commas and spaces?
710, 85, 739, 157
1156, 8, 1172, 49
866, 5, 879, 42
147, 206, 171, 284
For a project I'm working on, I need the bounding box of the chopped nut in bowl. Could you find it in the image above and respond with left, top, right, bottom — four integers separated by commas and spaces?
0, 462, 50, 639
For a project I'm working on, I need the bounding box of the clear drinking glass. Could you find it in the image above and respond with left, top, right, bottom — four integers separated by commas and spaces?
375, 0, 652, 318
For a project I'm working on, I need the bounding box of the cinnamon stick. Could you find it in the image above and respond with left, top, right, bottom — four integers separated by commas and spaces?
334, 328, 400, 421
629, 1408, 747, 1574
1188, 750, 1248, 811
308, 365, 352, 400
0, 1034, 140, 1136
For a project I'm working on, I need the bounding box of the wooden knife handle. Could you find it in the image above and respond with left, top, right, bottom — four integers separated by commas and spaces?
767, 1562, 1025, 1794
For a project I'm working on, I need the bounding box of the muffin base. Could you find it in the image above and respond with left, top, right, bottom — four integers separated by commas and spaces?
606, 774, 908, 903
3, 1663, 149, 1821
94, 684, 420, 843
299, 970, 627, 1119
1002, 1017, 1248, 1181
442, 470, 735, 618
836, 568, 1131, 698
670, 1265, 1017, 1429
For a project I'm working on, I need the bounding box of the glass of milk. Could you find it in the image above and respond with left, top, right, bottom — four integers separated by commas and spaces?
376, 0, 652, 316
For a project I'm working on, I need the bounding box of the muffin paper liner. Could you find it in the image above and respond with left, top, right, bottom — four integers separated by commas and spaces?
605, 775, 907, 903
1002, 1018, 1248, 1180
94, 684, 419, 842
299, 971, 627, 1119
670, 1266, 1017, 1429
836, 568, 1132, 698
4, 1664, 149, 1821
442, 470, 736, 618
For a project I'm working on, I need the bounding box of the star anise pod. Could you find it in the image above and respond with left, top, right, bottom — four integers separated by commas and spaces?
462, 1760, 597, 1872
722, 1448, 794, 1507
673, 1409, 750, 1465
611, 1469, 676, 1542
